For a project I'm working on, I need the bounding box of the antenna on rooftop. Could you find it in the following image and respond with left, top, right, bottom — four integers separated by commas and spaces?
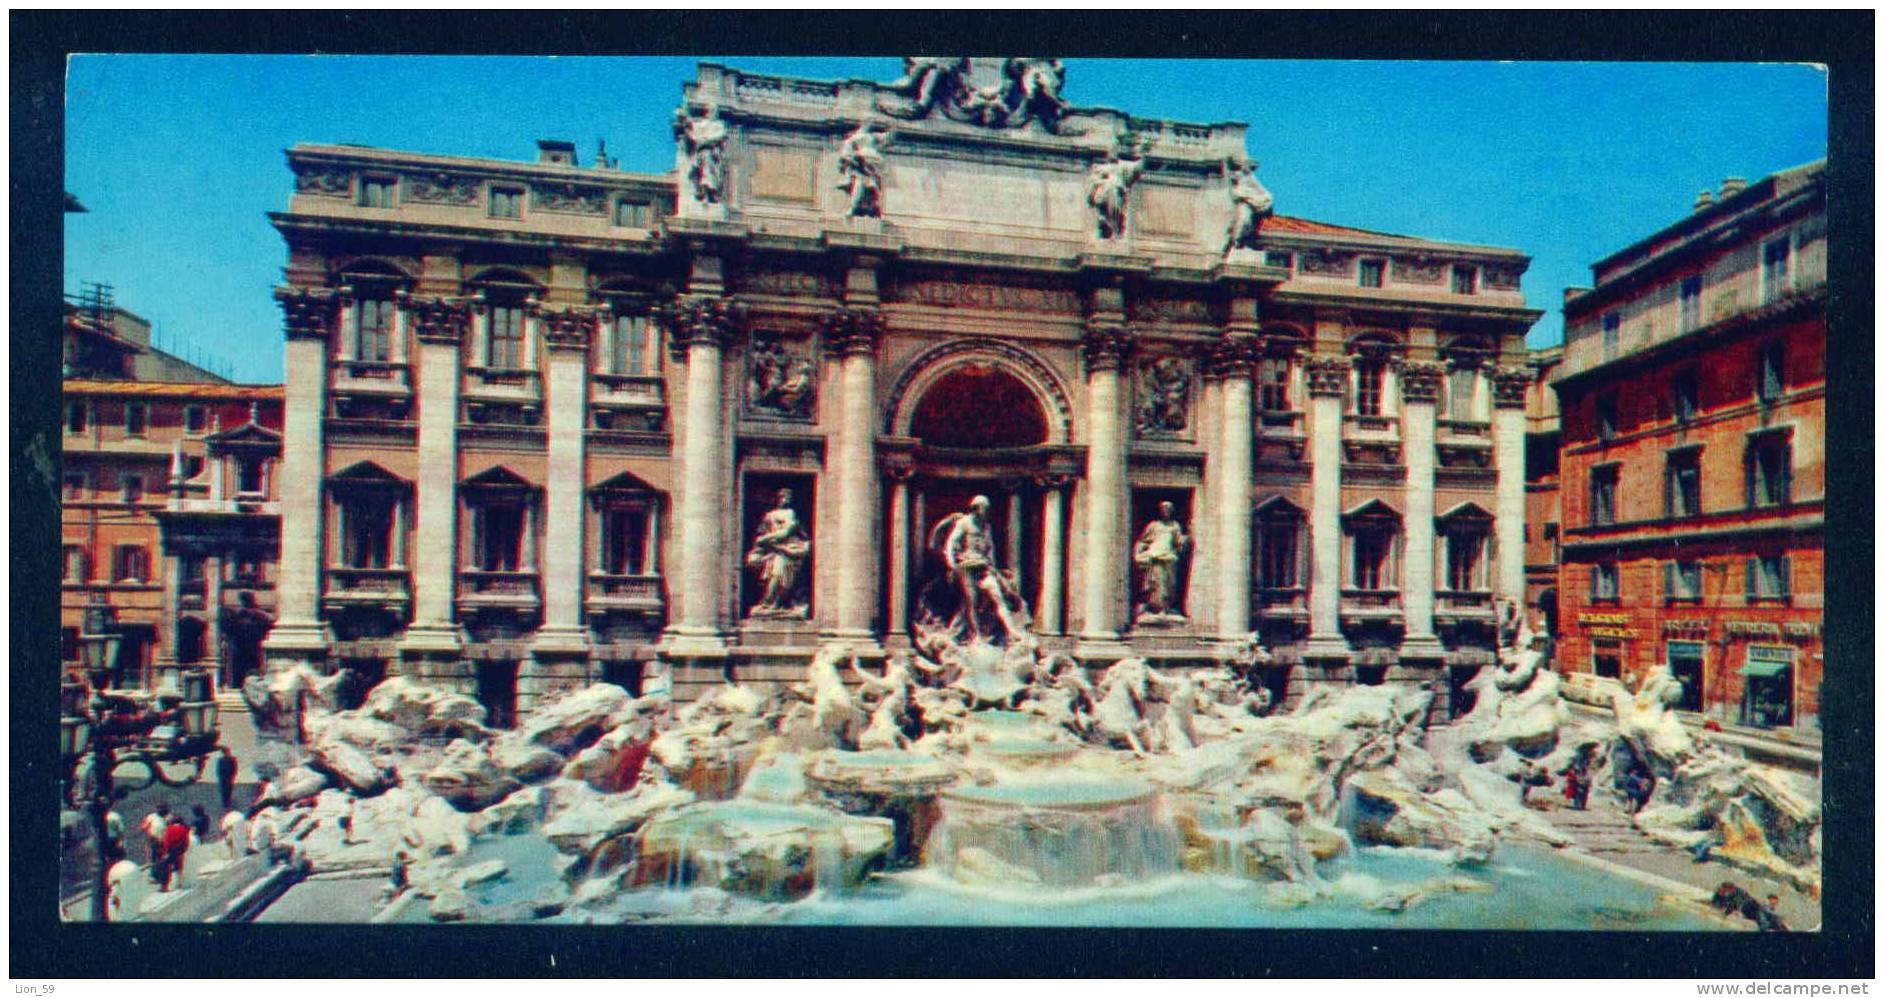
77, 281, 115, 324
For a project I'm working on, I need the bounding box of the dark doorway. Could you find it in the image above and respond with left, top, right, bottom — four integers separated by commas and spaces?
1256, 665, 1290, 710
1667, 642, 1705, 713
1449, 665, 1482, 717
1593, 646, 1622, 680
1354, 665, 1389, 686
601, 659, 644, 696
476, 660, 520, 729
338, 658, 387, 710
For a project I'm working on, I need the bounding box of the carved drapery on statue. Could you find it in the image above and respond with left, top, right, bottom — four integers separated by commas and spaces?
913, 495, 1031, 654
878, 57, 1074, 135
835, 123, 894, 219
1087, 138, 1149, 241
745, 488, 812, 618
747, 335, 817, 418
1134, 355, 1192, 437
672, 104, 729, 206
1223, 157, 1275, 256
1132, 501, 1191, 624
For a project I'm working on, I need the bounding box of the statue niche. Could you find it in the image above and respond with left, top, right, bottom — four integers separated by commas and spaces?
1131, 497, 1192, 625
744, 485, 813, 619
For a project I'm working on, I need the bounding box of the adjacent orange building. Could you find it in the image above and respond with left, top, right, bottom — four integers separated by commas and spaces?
1552, 162, 1824, 731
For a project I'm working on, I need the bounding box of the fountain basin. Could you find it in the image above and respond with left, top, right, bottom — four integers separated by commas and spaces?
803, 750, 960, 866
633, 801, 893, 901
926, 777, 1182, 888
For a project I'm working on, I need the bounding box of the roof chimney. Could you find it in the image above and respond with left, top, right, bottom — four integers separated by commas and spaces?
1693, 189, 1714, 212
537, 139, 577, 166
1719, 176, 1748, 200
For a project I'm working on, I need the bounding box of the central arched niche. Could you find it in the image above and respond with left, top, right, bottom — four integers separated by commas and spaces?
909, 365, 1048, 449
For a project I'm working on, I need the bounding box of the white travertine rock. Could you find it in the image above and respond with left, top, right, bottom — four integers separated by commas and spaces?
420, 739, 523, 813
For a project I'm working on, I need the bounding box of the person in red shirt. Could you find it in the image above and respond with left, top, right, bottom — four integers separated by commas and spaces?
156, 820, 192, 892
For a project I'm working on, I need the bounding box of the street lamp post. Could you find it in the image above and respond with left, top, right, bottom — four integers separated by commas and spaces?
75, 594, 121, 922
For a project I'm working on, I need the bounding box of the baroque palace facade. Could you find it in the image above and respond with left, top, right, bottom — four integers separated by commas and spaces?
1553, 162, 1825, 731
262, 60, 1540, 722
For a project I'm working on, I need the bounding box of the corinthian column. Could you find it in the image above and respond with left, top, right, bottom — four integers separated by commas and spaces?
1303, 354, 1352, 662
534, 308, 594, 655
401, 295, 471, 656
1034, 474, 1072, 636
1398, 361, 1446, 660
1492, 367, 1530, 606
825, 305, 886, 647
261, 287, 336, 664
884, 465, 914, 640
1211, 338, 1257, 642
1077, 323, 1131, 650
659, 294, 745, 656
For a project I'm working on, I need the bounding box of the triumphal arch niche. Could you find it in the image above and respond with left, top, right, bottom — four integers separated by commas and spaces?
653, 56, 1540, 701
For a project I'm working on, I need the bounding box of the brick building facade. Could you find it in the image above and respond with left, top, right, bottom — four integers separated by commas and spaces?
1553, 162, 1825, 730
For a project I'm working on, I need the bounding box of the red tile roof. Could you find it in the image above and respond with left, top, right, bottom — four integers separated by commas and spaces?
1263, 214, 1413, 239
62, 380, 283, 399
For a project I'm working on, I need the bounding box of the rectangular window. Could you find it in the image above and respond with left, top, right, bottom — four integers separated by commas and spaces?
112, 545, 149, 583
602, 508, 650, 575
1589, 465, 1618, 526
1665, 449, 1702, 518
62, 627, 80, 662
1452, 265, 1478, 295
62, 545, 87, 583
1447, 367, 1478, 420
1762, 235, 1791, 302
63, 472, 87, 499
1601, 312, 1620, 360
1664, 560, 1702, 601
183, 405, 207, 434
359, 177, 396, 208
1679, 275, 1703, 332
1264, 251, 1294, 271
477, 504, 526, 572
1596, 394, 1618, 441
342, 499, 394, 569
1444, 529, 1486, 591
1353, 361, 1384, 417
125, 403, 147, 436
356, 298, 396, 363
1358, 259, 1384, 289
1747, 435, 1792, 508
182, 455, 205, 480
122, 474, 144, 504
609, 314, 650, 376
236, 458, 266, 495
1590, 563, 1620, 601
612, 199, 651, 227
1352, 528, 1392, 590
66, 401, 88, 434
488, 306, 526, 369
490, 187, 523, 219
1673, 369, 1699, 423
1257, 518, 1300, 589
1545, 521, 1560, 563
1257, 357, 1291, 412
1747, 555, 1792, 601
1592, 649, 1622, 680
1758, 340, 1785, 403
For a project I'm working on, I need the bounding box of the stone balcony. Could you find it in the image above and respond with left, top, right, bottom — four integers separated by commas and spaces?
322, 566, 412, 615
457, 569, 541, 614
584, 573, 665, 616
591, 373, 667, 431
332, 360, 412, 398
1254, 586, 1309, 622
1435, 589, 1496, 624
1339, 588, 1404, 625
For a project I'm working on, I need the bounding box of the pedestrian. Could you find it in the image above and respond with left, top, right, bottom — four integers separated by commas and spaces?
103, 808, 127, 862
1710, 881, 1757, 919
339, 797, 356, 845
1756, 894, 1790, 932
190, 803, 213, 842
220, 810, 248, 861
1623, 770, 1653, 814
215, 748, 239, 812
155, 818, 192, 891
140, 803, 170, 862
1689, 834, 1716, 864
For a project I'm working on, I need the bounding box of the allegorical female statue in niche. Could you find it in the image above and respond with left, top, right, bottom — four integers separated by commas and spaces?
746, 488, 811, 617
1132, 501, 1191, 623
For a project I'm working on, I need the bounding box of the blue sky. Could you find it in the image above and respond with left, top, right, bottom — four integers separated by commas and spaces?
64, 56, 1827, 383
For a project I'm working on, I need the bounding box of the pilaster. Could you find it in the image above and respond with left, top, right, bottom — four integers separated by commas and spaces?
262, 286, 337, 662
1207, 337, 1257, 642
823, 304, 887, 649
1076, 319, 1132, 653
1492, 366, 1529, 605
1398, 360, 1445, 660
1302, 353, 1351, 662
402, 294, 471, 656
658, 292, 747, 657
535, 306, 597, 656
